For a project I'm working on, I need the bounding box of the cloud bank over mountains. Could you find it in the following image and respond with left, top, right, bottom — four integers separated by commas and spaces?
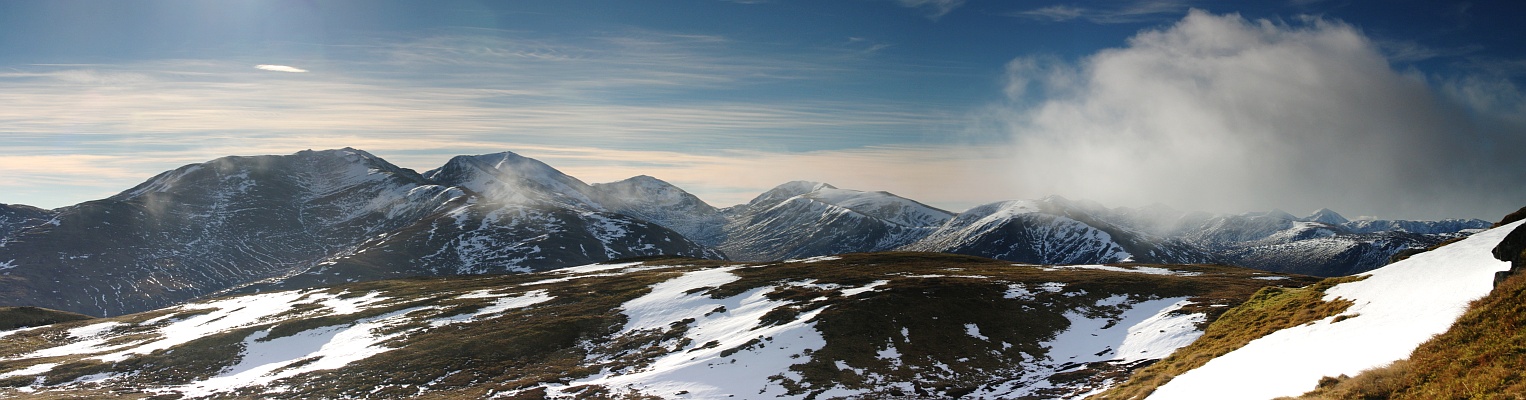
994, 10, 1526, 220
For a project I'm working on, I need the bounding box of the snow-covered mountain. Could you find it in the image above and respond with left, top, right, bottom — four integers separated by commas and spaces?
590, 175, 728, 246
716, 181, 954, 261
902, 198, 1212, 265
0, 149, 465, 317
0, 149, 720, 316
424, 151, 604, 210
0, 148, 1492, 316
257, 199, 723, 292
0, 252, 1317, 399
1170, 208, 1485, 275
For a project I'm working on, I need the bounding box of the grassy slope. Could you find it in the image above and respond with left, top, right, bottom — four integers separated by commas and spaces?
1092, 274, 1368, 400
0, 253, 1316, 399
1290, 257, 1526, 399
0, 306, 93, 330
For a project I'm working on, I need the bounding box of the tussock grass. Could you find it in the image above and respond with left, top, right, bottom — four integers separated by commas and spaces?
1094, 274, 1368, 400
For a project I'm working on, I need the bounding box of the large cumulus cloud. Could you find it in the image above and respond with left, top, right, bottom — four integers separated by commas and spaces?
997, 10, 1526, 220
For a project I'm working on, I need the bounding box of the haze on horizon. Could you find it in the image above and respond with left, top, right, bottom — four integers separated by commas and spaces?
0, 0, 1522, 221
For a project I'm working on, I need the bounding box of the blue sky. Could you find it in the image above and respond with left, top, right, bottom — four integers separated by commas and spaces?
1, 0, 1522, 220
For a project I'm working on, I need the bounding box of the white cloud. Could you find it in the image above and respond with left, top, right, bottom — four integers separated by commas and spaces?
992, 10, 1526, 220
255, 64, 308, 73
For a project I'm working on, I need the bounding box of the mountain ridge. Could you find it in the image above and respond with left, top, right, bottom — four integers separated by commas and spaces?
0, 148, 1491, 316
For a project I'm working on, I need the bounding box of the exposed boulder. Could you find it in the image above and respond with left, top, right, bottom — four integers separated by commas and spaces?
1492, 223, 1526, 262
1491, 221, 1526, 287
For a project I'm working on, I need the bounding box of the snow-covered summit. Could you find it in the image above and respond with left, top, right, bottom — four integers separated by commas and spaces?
1305, 208, 1350, 225
591, 175, 726, 245
802, 188, 953, 228
745, 180, 836, 208
425, 151, 603, 210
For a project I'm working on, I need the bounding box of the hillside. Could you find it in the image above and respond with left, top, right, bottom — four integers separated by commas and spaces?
1286, 220, 1526, 399
1095, 218, 1525, 399
0, 253, 1316, 399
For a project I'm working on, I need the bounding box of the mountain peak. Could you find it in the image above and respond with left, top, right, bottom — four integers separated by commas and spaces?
777, 180, 836, 193
1306, 208, 1349, 225
425, 151, 601, 209
745, 181, 837, 207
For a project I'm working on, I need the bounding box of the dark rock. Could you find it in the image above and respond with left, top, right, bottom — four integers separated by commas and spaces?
1491, 223, 1526, 262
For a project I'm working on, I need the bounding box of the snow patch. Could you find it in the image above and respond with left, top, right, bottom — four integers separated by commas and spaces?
1005, 284, 1037, 300
784, 255, 841, 263
1115, 300, 1205, 362
840, 280, 889, 296
431, 290, 554, 327
1057, 265, 1202, 277
0, 363, 57, 379
965, 323, 990, 341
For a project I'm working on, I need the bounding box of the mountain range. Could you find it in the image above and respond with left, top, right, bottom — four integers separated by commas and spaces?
0, 148, 1490, 316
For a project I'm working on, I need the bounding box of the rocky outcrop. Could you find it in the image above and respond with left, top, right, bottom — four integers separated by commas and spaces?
1491, 220, 1526, 287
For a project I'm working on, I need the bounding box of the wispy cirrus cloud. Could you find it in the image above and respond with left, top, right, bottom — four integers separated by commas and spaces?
1011, 0, 1192, 24
254, 64, 308, 73
896, 0, 966, 20
0, 29, 955, 209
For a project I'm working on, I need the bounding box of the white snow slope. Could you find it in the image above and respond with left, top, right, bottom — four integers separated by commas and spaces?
1147, 219, 1525, 400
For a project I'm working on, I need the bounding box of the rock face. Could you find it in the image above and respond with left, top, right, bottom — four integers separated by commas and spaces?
1492, 222, 1526, 286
